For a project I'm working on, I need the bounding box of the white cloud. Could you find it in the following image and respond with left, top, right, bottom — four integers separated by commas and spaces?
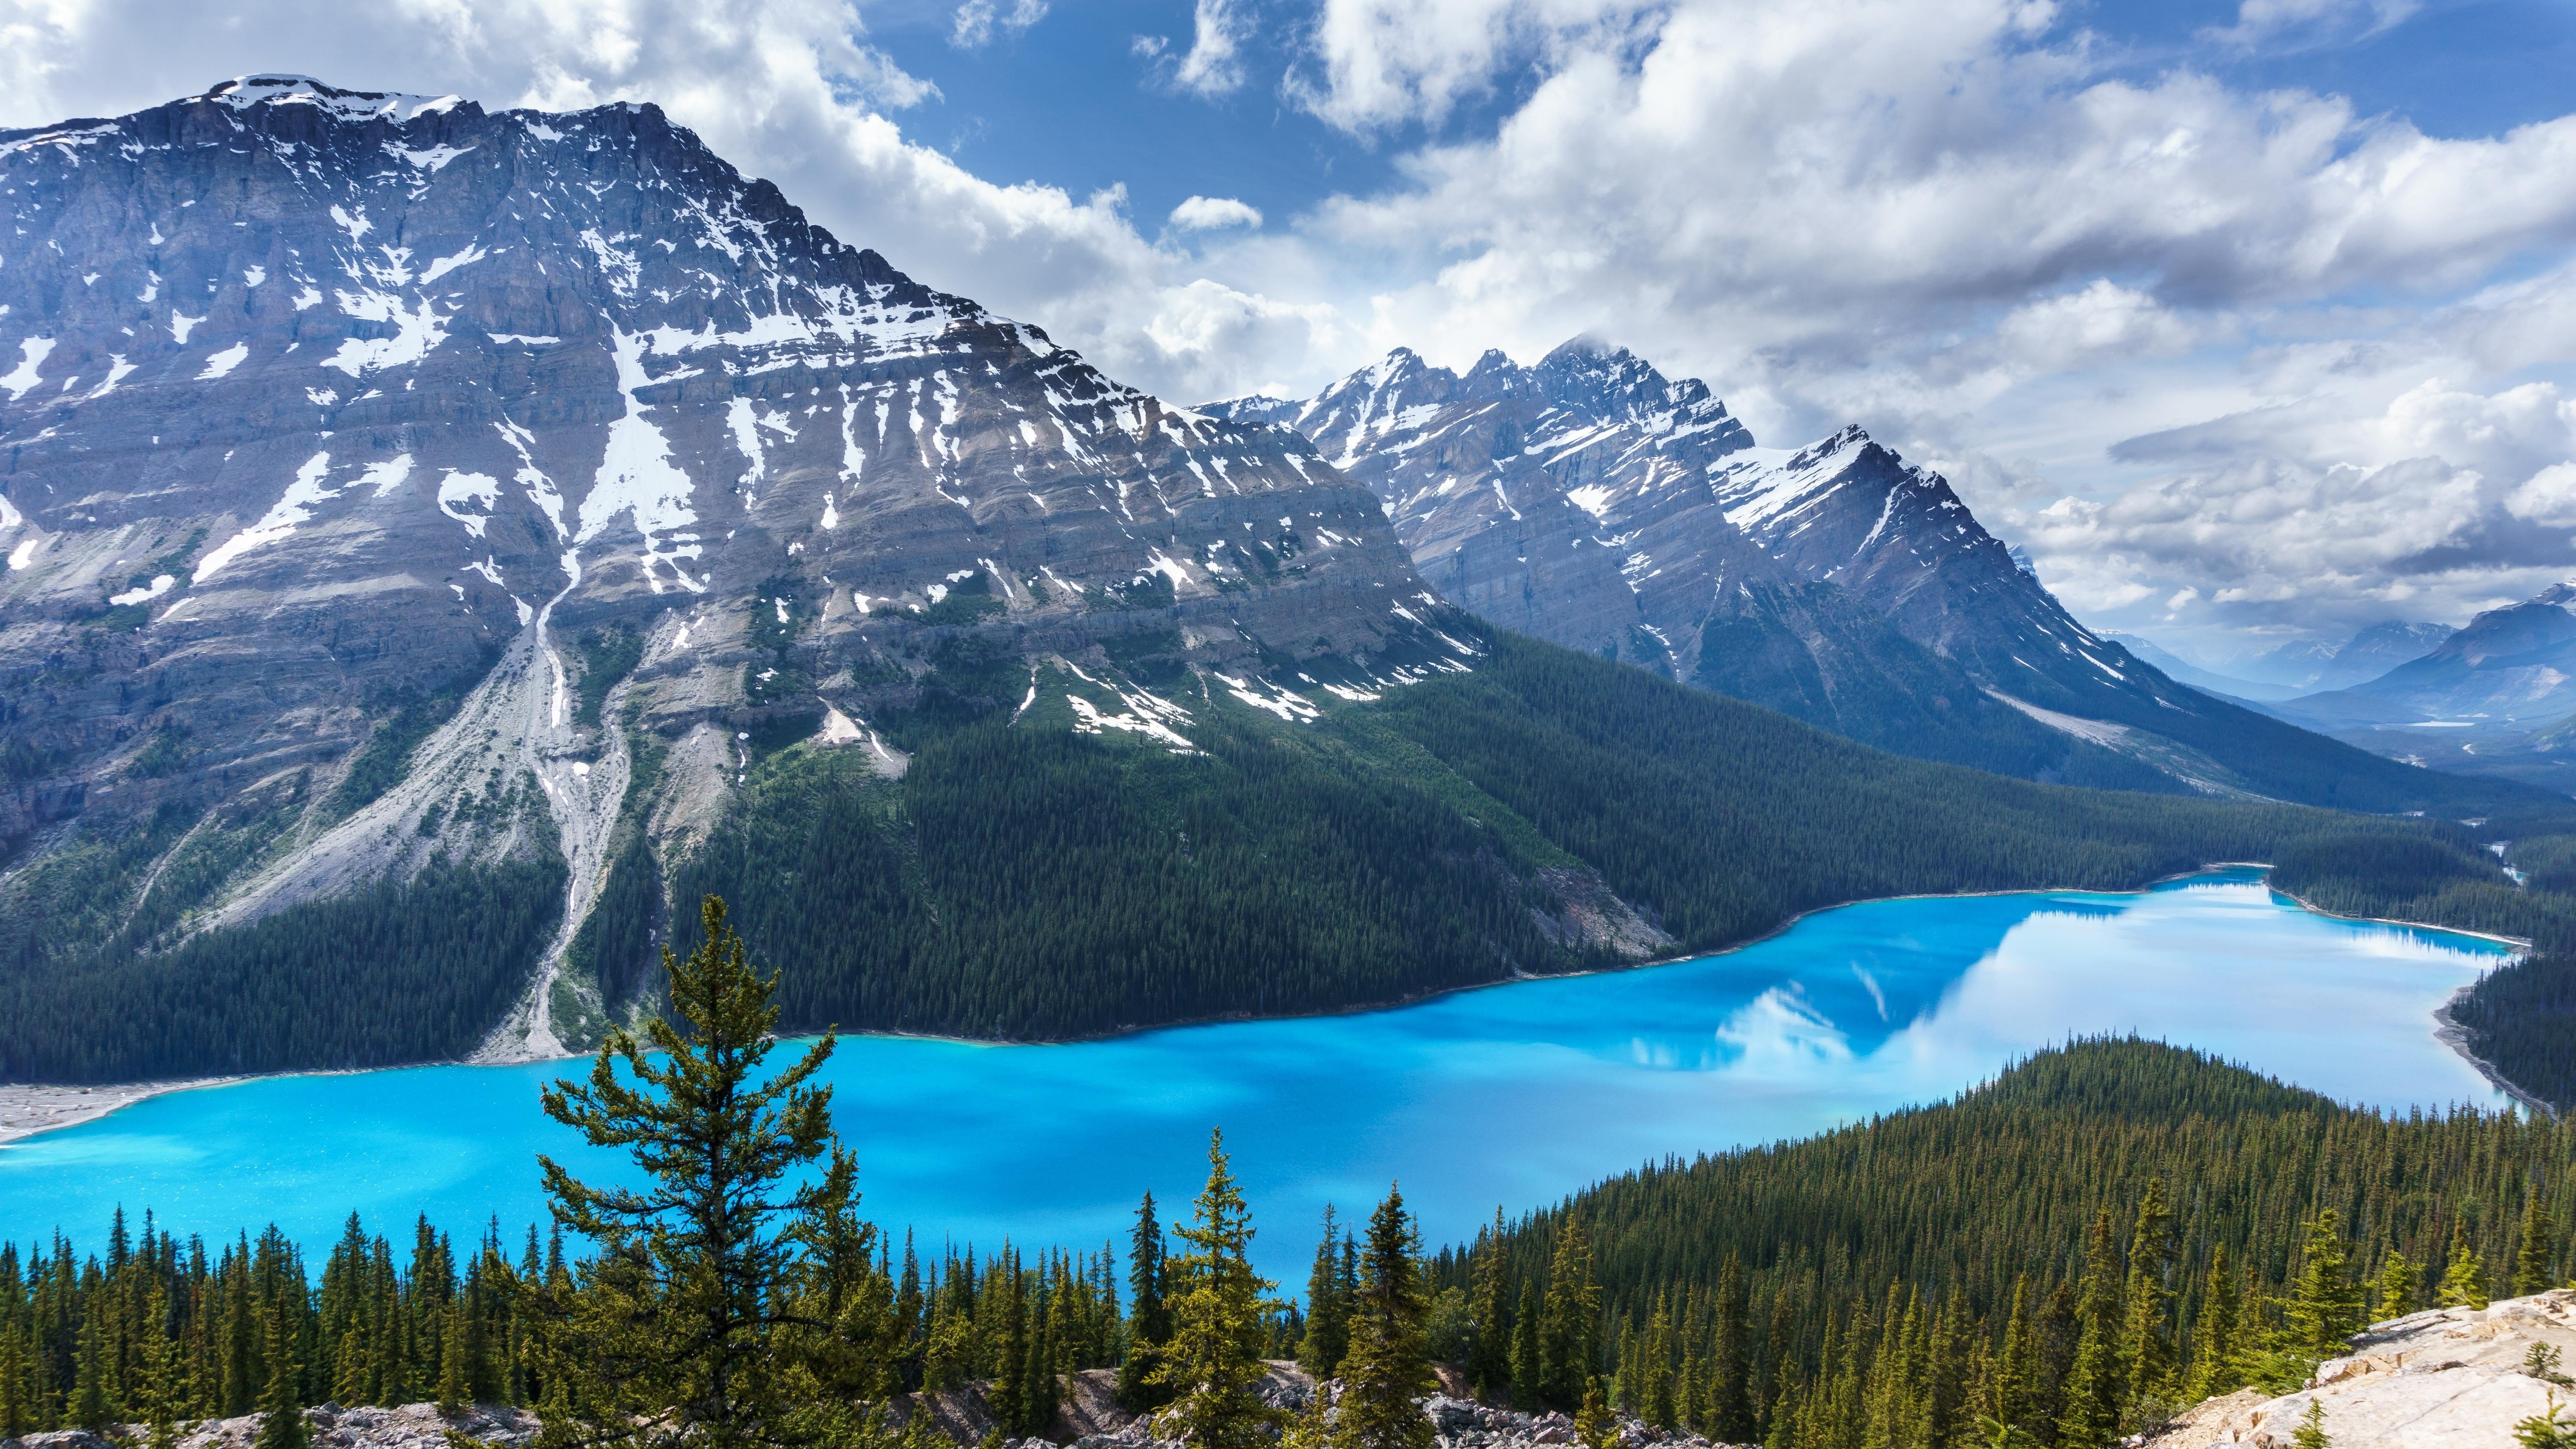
1168, 195, 1264, 231
1292, 0, 1646, 131
2010, 376, 2576, 638
1993, 282, 2206, 373
951, 0, 1048, 49
1170, 0, 1251, 98
2206, 0, 2421, 49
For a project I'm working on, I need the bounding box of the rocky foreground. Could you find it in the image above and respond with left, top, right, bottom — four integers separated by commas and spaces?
2140, 1288, 2576, 1448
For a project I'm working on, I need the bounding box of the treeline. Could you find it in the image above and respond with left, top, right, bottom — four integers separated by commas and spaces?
0, 1211, 1171, 1440
0, 859, 565, 1082
669, 633, 2524, 1044
1426, 1038, 2573, 1446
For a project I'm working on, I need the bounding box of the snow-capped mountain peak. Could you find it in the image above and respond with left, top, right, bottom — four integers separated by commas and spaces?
206, 74, 465, 122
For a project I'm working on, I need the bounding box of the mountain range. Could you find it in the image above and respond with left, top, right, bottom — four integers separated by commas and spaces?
1209, 347, 2504, 809
0, 76, 2548, 1085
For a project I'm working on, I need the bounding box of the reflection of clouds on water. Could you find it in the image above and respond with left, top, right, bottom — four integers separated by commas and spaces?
1686, 879, 2505, 1116
1713, 984, 1853, 1071
1850, 964, 1889, 1022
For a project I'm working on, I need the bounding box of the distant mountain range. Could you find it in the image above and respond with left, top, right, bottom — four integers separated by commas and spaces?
1209, 347, 2506, 809
2245, 584, 2576, 790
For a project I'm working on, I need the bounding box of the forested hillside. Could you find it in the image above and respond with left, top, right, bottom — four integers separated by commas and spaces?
669, 633, 2523, 1045
1432, 1037, 2574, 1446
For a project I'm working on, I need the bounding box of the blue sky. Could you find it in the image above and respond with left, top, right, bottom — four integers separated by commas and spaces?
868, 0, 2576, 231
9, 0, 2576, 658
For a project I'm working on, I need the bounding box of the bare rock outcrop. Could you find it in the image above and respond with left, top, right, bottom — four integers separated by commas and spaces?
5, 1401, 537, 1449
2138, 1289, 2576, 1448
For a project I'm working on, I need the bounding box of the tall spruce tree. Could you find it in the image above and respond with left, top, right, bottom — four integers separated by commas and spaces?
2118, 1179, 2178, 1417
1120, 1192, 1173, 1411
2055, 1210, 2125, 1449
1334, 1186, 1435, 1449
531, 894, 851, 1449
1465, 1211, 1510, 1402
1151, 1130, 1279, 1449
2183, 1245, 2242, 1400
1707, 1252, 1751, 1443
254, 1296, 306, 1449
2517, 1192, 2559, 1298
1538, 1220, 1601, 1412
1300, 1206, 1350, 1380
1510, 1280, 1544, 1409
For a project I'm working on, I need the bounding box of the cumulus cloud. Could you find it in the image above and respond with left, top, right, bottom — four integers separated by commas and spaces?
2011, 377, 2576, 634
1291, 0, 1646, 131
1168, 195, 1264, 231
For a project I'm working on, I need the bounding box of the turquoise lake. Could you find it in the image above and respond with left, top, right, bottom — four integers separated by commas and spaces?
0, 871, 2514, 1282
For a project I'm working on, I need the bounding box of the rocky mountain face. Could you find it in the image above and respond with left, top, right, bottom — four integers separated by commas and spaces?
0, 76, 1479, 1073
1216, 348, 2485, 807
1206, 344, 2161, 787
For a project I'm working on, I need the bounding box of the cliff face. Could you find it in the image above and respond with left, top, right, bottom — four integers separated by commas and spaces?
0, 76, 1468, 1066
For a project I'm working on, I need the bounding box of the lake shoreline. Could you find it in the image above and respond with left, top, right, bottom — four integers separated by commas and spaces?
0, 1076, 240, 1147
0, 864, 2527, 1149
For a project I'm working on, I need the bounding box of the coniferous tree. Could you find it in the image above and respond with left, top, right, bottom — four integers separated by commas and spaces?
1152, 1130, 1279, 1449
0, 1319, 28, 1440
2369, 1250, 2418, 1322
1537, 1220, 1601, 1412
2518, 1192, 2559, 1298
531, 894, 851, 1449
2288, 1211, 2360, 1353
141, 1277, 185, 1449
1573, 1378, 1612, 1449
1300, 1207, 1350, 1380
2118, 1179, 2178, 1419
1510, 1281, 1544, 1409
989, 1249, 1027, 1435
254, 1297, 307, 1449
2439, 1221, 2492, 1310
2056, 1210, 2126, 1448
2184, 1246, 2243, 1400
1706, 1252, 1751, 1443
1466, 1211, 1511, 1401
70, 1287, 114, 1429
1119, 1193, 1172, 1412
1334, 1186, 1434, 1449
2289, 1399, 2330, 1449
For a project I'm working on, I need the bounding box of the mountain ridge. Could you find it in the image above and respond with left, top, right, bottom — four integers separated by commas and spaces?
1217, 344, 2553, 811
